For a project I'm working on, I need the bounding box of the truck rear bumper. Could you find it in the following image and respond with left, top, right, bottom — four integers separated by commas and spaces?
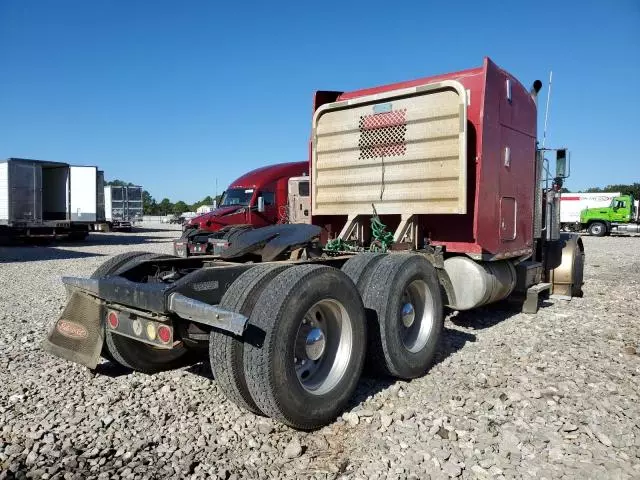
43, 276, 248, 369
173, 238, 230, 257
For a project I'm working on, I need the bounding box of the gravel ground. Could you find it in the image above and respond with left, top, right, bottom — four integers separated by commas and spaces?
1, 227, 639, 479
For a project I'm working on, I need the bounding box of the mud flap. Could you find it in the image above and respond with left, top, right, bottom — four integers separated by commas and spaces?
42, 290, 105, 369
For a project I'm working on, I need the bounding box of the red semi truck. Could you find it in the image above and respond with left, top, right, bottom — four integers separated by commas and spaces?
44, 58, 584, 430
173, 162, 310, 256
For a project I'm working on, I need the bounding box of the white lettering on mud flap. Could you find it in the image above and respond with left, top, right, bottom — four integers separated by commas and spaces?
56, 319, 89, 340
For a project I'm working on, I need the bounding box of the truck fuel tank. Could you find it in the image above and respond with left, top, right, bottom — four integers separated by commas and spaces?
443, 257, 516, 310
613, 224, 640, 234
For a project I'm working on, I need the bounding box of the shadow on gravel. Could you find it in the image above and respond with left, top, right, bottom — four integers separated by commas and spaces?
448, 299, 552, 331
344, 326, 477, 410
127, 227, 182, 233
84, 227, 181, 235
71, 233, 172, 246
0, 247, 104, 263
449, 307, 517, 330
93, 361, 133, 378
185, 361, 214, 380
433, 326, 477, 366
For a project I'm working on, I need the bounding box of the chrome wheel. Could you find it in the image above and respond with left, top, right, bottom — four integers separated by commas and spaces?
399, 279, 435, 353
293, 299, 353, 395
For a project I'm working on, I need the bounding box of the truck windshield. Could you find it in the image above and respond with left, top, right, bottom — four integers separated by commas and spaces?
220, 188, 254, 206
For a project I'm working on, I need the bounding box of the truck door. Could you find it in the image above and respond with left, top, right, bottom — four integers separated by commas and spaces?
251, 185, 277, 227
70, 166, 97, 222
612, 197, 630, 222
111, 186, 124, 221
288, 178, 311, 224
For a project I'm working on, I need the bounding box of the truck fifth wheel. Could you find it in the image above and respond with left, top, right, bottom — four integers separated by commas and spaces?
43, 57, 585, 430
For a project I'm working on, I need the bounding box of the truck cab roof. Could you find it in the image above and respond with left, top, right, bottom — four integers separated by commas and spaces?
229, 161, 308, 189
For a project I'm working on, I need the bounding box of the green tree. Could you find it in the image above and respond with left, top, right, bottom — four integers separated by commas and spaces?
190, 195, 215, 211
158, 198, 173, 215
584, 183, 640, 199
142, 190, 158, 215
173, 201, 190, 214
603, 183, 640, 199
106, 179, 135, 187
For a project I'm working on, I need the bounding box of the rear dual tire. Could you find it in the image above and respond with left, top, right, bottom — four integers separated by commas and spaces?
348, 254, 443, 379
212, 254, 443, 429
209, 264, 291, 415
241, 265, 367, 430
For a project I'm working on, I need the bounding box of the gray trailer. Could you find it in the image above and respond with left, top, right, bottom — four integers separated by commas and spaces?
0, 158, 84, 241
104, 185, 143, 231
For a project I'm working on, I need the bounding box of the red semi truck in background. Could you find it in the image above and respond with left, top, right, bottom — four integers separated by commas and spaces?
173, 162, 310, 256
45, 58, 585, 430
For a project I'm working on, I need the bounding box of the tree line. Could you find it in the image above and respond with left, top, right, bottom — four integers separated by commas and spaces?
566, 183, 640, 199
105, 180, 221, 216
107, 178, 639, 216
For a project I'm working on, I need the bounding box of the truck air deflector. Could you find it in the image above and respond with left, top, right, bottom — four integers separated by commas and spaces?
167, 293, 247, 336
312, 80, 468, 217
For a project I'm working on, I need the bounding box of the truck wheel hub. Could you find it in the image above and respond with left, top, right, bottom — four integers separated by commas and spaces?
293, 299, 353, 395
305, 328, 326, 360
401, 302, 416, 327
400, 280, 436, 353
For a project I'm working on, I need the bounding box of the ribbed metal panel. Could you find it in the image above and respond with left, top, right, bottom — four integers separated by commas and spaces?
312, 82, 467, 216
10, 160, 42, 222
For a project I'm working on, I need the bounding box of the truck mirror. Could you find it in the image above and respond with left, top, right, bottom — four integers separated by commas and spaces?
556, 149, 569, 178
257, 196, 265, 213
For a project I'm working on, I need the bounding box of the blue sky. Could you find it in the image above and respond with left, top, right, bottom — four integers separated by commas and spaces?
1, 1, 638, 203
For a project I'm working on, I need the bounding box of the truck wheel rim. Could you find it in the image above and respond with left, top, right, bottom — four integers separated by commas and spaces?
293, 299, 353, 396
592, 224, 602, 234
400, 279, 435, 353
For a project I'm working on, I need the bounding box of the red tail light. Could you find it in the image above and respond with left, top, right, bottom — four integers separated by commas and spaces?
107, 311, 119, 329
157, 325, 171, 344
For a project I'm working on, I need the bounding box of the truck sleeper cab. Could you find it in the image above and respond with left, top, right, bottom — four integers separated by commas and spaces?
174, 162, 309, 256
44, 58, 585, 430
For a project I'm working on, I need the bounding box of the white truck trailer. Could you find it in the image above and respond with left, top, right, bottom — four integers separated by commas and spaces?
69, 166, 106, 234
0, 158, 87, 242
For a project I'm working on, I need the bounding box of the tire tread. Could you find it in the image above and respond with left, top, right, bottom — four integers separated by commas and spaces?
244, 265, 366, 430
210, 264, 289, 414
361, 254, 443, 379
